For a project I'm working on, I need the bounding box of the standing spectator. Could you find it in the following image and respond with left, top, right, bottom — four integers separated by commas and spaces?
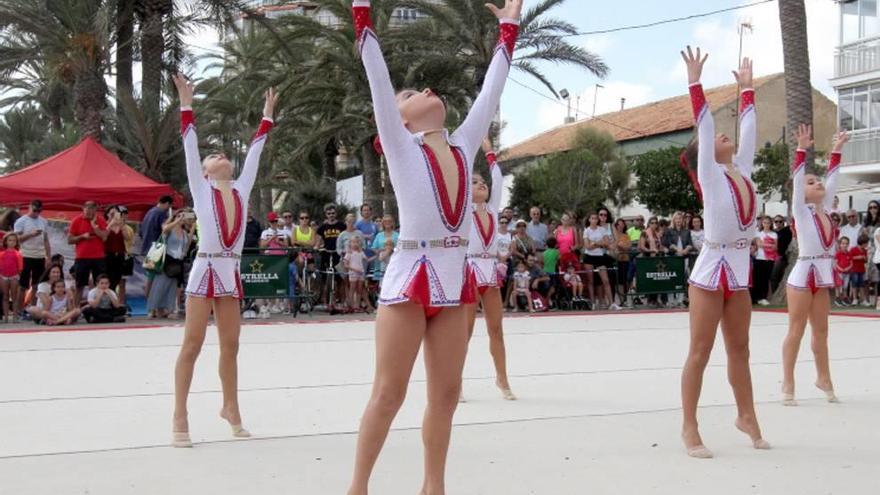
500, 207, 515, 224
553, 211, 580, 257
0, 234, 24, 322
526, 207, 549, 251
850, 235, 870, 306
583, 212, 616, 310
638, 217, 664, 257
830, 195, 840, 215
752, 216, 778, 306
147, 209, 192, 318
542, 237, 560, 304
338, 213, 365, 257
689, 215, 705, 252
103, 205, 134, 304
260, 212, 290, 255
68, 201, 109, 307
13, 200, 51, 308
839, 209, 866, 246
613, 219, 632, 300
510, 219, 535, 264
627, 216, 645, 244
316, 204, 346, 303
244, 210, 263, 250
548, 218, 559, 234
0, 209, 22, 243
344, 236, 373, 313
770, 215, 792, 294
83, 274, 126, 323
371, 214, 400, 251
496, 216, 513, 254
863, 201, 880, 294
834, 237, 853, 305
140, 195, 173, 254
662, 212, 694, 257
280, 210, 295, 235
355, 203, 379, 253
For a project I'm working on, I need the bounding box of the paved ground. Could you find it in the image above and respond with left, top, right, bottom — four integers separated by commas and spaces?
0, 311, 877, 494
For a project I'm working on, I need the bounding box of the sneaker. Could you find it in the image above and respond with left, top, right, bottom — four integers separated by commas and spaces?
862, 301, 873, 307
242, 310, 257, 320
757, 299, 770, 306
609, 303, 622, 311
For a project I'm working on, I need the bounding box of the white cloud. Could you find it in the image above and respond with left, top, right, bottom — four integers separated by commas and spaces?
583, 34, 612, 56
667, 0, 837, 98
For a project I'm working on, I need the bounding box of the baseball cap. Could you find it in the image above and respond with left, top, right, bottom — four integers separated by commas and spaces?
267, 212, 279, 222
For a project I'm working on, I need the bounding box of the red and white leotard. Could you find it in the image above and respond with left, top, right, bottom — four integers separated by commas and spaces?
467, 151, 505, 288
353, 0, 518, 308
180, 107, 273, 299
687, 82, 758, 294
788, 149, 840, 292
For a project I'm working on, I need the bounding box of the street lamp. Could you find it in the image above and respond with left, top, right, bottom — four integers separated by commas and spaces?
560, 88, 575, 124
592, 83, 604, 117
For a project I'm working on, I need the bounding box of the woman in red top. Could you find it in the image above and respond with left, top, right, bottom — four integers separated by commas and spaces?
0, 233, 24, 323
553, 211, 580, 256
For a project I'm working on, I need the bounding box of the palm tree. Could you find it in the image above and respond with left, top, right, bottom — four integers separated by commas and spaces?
0, 0, 113, 139
778, 0, 813, 166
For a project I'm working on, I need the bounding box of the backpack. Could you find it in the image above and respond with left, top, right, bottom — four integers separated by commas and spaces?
530, 291, 549, 312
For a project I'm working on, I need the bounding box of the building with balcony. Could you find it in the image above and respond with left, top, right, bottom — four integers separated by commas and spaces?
831, 0, 880, 190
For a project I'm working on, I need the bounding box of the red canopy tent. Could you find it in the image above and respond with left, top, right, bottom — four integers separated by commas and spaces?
0, 137, 182, 221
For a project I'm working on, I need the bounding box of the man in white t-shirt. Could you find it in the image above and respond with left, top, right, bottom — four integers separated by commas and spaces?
13, 199, 51, 300
839, 209, 866, 247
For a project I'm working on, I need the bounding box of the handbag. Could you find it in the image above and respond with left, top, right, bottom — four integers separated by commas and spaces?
163, 256, 183, 279
143, 236, 166, 272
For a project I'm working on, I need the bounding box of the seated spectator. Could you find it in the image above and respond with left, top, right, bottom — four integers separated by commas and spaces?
508, 260, 534, 313
511, 219, 536, 264
528, 255, 551, 298
36, 280, 80, 326
0, 233, 23, 323
563, 264, 585, 301
83, 274, 126, 323
26, 264, 67, 322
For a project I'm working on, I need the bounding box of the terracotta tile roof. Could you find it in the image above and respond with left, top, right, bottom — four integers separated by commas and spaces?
499, 74, 783, 162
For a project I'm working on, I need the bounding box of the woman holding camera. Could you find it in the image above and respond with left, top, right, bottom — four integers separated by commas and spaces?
146, 209, 193, 319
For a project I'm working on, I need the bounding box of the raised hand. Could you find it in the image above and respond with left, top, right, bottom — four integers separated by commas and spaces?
485, 0, 523, 21
172, 73, 194, 107
263, 87, 279, 120
832, 130, 850, 153
680, 46, 708, 85
795, 123, 814, 150
733, 57, 753, 89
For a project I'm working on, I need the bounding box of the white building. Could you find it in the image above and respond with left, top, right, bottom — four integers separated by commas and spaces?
830, 0, 880, 210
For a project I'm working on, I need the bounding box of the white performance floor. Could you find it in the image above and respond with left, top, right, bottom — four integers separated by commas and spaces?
0, 311, 878, 494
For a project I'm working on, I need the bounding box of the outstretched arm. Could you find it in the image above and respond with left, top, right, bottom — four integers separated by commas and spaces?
238, 88, 277, 195
453, 0, 522, 156
682, 46, 720, 188
173, 74, 208, 202
483, 138, 505, 213
823, 131, 849, 211
733, 57, 756, 177
791, 124, 813, 218
352, 0, 410, 160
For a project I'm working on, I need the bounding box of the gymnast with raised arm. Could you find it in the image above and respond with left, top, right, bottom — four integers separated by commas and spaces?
463, 137, 516, 401
170, 74, 278, 448
347, 1, 521, 493
679, 47, 769, 458
782, 124, 849, 406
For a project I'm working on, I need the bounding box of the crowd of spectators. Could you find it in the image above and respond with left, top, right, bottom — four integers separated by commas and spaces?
1, 194, 879, 326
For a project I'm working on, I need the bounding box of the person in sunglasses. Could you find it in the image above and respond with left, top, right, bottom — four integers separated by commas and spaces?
170, 74, 277, 448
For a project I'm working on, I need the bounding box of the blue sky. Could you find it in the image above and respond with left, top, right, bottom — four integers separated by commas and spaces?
498, 0, 839, 147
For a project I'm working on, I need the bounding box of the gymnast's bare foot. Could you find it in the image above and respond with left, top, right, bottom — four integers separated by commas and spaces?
682, 426, 713, 458
782, 382, 797, 406
220, 406, 250, 438
735, 415, 770, 449
815, 379, 838, 403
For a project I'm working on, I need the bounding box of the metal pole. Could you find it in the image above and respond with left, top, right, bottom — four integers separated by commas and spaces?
592, 84, 604, 117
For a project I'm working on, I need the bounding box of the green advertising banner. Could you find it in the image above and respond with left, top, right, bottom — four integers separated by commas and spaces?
635, 256, 687, 295
240, 254, 289, 298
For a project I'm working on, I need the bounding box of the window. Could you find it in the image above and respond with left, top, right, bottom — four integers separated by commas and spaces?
843, 0, 860, 43
854, 86, 870, 130
872, 86, 880, 128
840, 89, 854, 131
863, 0, 880, 38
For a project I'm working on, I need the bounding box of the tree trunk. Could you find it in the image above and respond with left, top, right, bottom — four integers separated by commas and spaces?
116, 0, 135, 125
778, 0, 814, 167
74, 67, 108, 140
362, 142, 384, 216
140, 0, 168, 123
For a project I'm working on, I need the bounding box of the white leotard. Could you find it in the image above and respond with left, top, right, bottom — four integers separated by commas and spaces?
687, 83, 758, 292
353, 0, 518, 307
